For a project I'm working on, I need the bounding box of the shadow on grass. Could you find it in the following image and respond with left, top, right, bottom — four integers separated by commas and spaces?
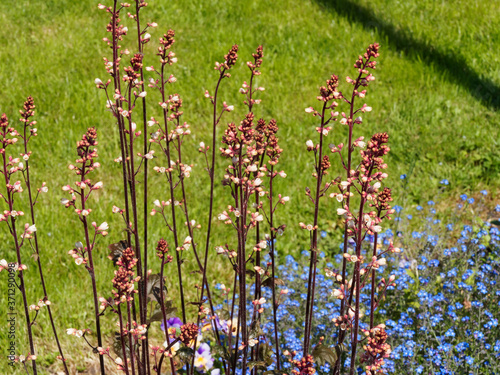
317, 0, 500, 111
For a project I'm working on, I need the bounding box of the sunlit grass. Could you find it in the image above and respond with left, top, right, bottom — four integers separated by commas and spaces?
0, 0, 498, 373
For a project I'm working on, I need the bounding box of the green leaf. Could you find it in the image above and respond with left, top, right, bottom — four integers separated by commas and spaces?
212, 345, 233, 362
147, 303, 177, 324
147, 273, 168, 303
218, 308, 230, 320
261, 277, 285, 288
248, 361, 267, 370
249, 321, 264, 340
258, 343, 274, 364
112, 332, 131, 359
312, 344, 339, 366
246, 269, 256, 278
177, 347, 194, 362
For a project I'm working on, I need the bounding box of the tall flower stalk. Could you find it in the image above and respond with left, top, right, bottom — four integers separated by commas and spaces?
0, 110, 37, 374
98, 1, 148, 333
19, 97, 70, 374
302, 74, 338, 355
214, 46, 289, 374
63, 128, 107, 374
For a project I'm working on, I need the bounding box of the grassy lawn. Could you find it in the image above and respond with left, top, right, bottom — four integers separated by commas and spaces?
0, 0, 498, 373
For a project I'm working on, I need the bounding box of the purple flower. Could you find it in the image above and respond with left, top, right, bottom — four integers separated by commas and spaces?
160, 316, 183, 332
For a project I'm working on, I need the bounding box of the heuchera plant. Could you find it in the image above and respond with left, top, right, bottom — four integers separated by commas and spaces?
0, 1, 398, 375
0, 99, 69, 375
300, 44, 398, 375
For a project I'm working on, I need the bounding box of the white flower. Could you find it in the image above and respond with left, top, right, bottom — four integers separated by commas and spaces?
147, 120, 156, 127
337, 208, 347, 216
94, 78, 103, 85
373, 181, 381, 190
97, 222, 109, 231
138, 91, 147, 97
199, 142, 205, 148
75, 258, 84, 265
143, 33, 151, 40
372, 225, 382, 233
305, 107, 314, 113
26, 224, 36, 234
247, 164, 257, 172
332, 289, 344, 299
377, 258, 387, 266
306, 140, 314, 148
182, 236, 193, 251
257, 240, 267, 249
335, 194, 343, 203
153, 199, 161, 208
218, 212, 229, 221
93, 181, 103, 189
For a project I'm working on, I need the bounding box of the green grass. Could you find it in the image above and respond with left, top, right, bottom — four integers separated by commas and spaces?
0, 0, 499, 373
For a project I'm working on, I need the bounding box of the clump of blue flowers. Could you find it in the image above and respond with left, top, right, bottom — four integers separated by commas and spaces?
241, 191, 499, 374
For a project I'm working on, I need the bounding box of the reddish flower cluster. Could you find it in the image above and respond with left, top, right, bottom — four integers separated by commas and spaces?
156, 238, 173, 263
179, 323, 198, 345
112, 247, 138, 301
123, 53, 143, 83
224, 44, 239, 70
265, 119, 282, 166
158, 29, 176, 66
290, 355, 316, 375
76, 127, 98, 162
360, 132, 389, 174
320, 155, 330, 175
372, 187, 394, 219
249, 45, 263, 72
319, 74, 340, 102
360, 326, 391, 374
0, 114, 19, 149
20, 96, 35, 121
